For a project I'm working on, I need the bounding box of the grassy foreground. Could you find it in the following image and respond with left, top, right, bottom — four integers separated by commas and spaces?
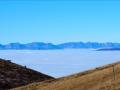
12, 61, 120, 90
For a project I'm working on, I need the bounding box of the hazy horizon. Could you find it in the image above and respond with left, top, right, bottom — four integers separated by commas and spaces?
1, 41, 120, 44
1, 0, 120, 77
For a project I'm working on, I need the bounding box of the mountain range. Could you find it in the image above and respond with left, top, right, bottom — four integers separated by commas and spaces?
0, 42, 120, 50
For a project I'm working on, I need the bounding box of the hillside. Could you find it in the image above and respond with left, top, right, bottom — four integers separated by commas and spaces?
97, 48, 120, 51
0, 58, 54, 90
13, 61, 120, 90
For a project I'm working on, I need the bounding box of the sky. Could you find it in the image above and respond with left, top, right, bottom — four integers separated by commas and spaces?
0, 0, 120, 44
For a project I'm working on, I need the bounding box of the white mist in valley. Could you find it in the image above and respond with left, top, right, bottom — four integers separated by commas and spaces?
0, 49, 120, 78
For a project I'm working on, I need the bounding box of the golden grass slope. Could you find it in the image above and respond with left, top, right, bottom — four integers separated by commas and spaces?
12, 61, 120, 90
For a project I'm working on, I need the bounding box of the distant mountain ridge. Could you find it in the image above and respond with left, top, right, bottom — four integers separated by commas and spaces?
97, 48, 120, 51
0, 42, 120, 50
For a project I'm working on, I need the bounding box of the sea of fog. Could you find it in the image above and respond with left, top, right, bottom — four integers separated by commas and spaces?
0, 49, 120, 78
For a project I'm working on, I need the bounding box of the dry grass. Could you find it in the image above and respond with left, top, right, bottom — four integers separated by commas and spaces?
12, 61, 120, 90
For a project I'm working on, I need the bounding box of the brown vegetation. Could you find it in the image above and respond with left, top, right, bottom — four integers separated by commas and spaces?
13, 61, 120, 90
0, 58, 54, 90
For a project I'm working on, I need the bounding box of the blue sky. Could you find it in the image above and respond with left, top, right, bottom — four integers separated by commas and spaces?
0, 0, 120, 44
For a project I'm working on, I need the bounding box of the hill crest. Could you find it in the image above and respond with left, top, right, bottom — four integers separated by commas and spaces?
0, 58, 54, 89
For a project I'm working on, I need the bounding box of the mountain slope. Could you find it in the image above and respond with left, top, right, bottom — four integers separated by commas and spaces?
97, 48, 120, 51
0, 58, 54, 89
13, 61, 120, 90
